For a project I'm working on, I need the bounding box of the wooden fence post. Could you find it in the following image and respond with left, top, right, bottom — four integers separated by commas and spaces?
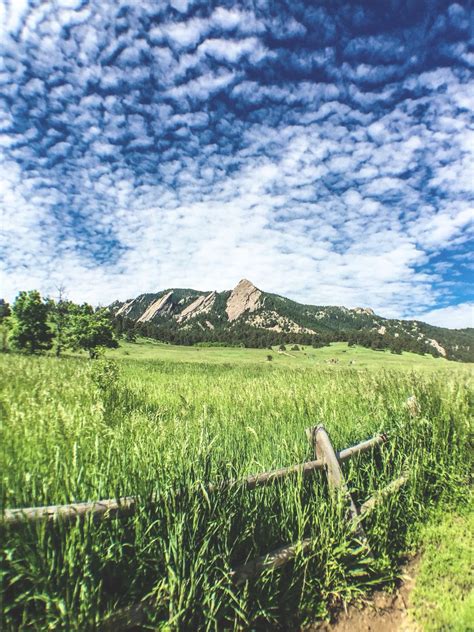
306, 425, 368, 542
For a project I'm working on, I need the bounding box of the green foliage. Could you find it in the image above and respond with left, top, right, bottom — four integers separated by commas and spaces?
6, 289, 119, 358
89, 358, 120, 392
48, 296, 75, 357
1, 353, 472, 629
67, 304, 118, 358
10, 290, 53, 354
124, 328, 137, 342
0, 298, 11, 319
0, 298, 11, 352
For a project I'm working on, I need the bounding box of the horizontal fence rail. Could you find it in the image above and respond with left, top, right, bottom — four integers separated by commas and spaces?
231, 474, 408, 586
1, 433, 388, 526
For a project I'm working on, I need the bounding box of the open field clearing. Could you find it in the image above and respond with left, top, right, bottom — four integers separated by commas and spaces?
107, 339, 468, 371
1, 347, 472, 630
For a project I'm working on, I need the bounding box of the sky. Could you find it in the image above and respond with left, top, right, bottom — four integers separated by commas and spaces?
0, 0, 473, 328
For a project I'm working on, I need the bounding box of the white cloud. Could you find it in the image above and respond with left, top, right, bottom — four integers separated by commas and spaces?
412, 303, 474, 329
166, 70, 236, 100
197, 37, 266, 63
161, 17, 207, 48
0, 0, 29, 38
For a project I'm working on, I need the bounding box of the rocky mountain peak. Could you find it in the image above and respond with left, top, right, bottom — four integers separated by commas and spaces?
352, 307, 375, 316
226, 279, 262, 321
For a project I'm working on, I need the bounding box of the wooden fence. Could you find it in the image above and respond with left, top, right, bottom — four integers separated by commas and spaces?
1, 426, 408, 630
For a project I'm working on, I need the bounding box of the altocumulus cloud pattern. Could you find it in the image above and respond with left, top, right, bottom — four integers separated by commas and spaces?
0, 0, 473, 326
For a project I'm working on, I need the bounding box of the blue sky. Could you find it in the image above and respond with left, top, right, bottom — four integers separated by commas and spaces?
0, 0, 472, 327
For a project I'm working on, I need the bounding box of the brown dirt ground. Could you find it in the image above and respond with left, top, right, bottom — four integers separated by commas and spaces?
309, 557, 421, 632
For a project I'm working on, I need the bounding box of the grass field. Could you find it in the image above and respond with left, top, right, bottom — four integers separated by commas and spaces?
106, 338, 463, 371
410, 505, 474, 631
1, 341, 472, 630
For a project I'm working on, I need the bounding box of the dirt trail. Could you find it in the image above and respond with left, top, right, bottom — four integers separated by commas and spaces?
310, 557, 420, 632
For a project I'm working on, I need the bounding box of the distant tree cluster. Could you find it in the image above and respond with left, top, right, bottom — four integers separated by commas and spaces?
0, 290, 118, 358
345, 329, 439, 357
113, 314, 330, 350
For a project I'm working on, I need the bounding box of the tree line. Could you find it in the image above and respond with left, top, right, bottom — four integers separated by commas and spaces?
345, 329, 439, 356
113, 313, 334, 349
112, 312, 444, 358
0, 291, 118, 358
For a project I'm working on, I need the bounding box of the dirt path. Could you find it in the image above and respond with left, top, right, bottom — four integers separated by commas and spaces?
310, 557, 420, 632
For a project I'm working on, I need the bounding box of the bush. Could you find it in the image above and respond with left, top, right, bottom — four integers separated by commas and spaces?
89, 358, 120, 392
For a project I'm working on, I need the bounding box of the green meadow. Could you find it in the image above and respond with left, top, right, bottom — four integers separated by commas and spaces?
1, 341, 472, 630
108, 338, 465, 370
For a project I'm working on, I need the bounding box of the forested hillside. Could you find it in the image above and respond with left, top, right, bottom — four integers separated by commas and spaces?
110, 280, 473, 362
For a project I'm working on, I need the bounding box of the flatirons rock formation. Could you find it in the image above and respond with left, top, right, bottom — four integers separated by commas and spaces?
137, 291, 174, 322
110, 279, 473, 361
177, 291, 216, 323
226, 279, 262, 321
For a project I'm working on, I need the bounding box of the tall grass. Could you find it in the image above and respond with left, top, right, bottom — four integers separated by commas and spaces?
1, 354, 472, 629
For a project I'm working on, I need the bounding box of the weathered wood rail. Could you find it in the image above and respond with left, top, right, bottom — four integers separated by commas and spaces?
230, 474, 407, 586
2, 426, 408, 631
1, 432, 387, 526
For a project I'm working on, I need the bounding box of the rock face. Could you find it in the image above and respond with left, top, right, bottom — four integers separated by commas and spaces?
177, 291, 216, 323
226, 279, 262, 321
353, 307, 375, 316
115, 294, 157, 320
137, 291, 174, 322
428, 338, 447, 357
249, 311, 316, 334
115, 300, 133, 317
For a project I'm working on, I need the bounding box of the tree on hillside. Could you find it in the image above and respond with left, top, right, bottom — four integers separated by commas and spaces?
124, 328, 137, 342
390, 338, 403, 354
0, 299, 10, 320
0, 299, 11, 352
10, 291, 53, 353
68, 304, 118, 358
48, 287, 74, 357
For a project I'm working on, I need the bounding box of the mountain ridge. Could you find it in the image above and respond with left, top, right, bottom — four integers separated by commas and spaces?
110, 279, 473, 362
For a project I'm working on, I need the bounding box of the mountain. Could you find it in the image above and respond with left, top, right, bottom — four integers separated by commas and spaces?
110, 279, 474, 362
